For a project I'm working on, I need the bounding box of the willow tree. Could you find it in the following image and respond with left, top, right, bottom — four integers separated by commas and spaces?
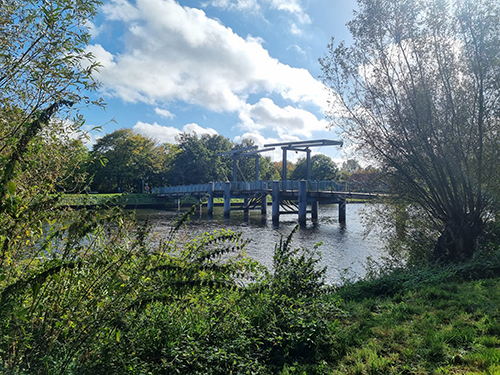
320, 0, 500, 262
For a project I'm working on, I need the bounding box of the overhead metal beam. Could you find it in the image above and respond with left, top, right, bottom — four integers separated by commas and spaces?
217, 146, 275, 182
216, 146, 258, 157
264, 139, 343, 148
263, 139, 343, 181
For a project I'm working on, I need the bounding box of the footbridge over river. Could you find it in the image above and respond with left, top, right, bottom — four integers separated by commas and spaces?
152, 180, 379, 226
152, 139, 381, 225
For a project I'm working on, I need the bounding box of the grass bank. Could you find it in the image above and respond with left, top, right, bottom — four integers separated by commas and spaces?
319, 258, 500, 374
60, 193, 169, 208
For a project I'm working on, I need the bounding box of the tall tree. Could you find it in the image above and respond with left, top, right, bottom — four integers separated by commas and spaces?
290, 154, 339, 181
0, 1, 103, 369
169, 132, 233, 185
0, 0, 101, 205
89, 129, 171, 193
320, 0, 500, 262
341, 159, 362, 176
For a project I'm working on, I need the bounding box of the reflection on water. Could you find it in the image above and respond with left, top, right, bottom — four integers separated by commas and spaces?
133, 203, 387, 285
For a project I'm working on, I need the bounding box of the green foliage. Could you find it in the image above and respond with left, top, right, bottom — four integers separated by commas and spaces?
89, 129, 176, 193
0, 207, 259, 373
320, 0, 500, 263
169, 132, 233, 185
269, 225, 326, 299
290, 154, 339, 181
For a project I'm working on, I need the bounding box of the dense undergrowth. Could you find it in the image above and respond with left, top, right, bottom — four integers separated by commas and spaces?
1, 206, 500, 374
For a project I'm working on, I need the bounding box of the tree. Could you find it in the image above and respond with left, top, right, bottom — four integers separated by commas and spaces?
0, 0, 101, 205
341, 159, 361, 175
0, 0, 105, 370
89, 129, 171, 193
169, 132, 233, 185
320, 0, 500, 262
290, 154, 339, 181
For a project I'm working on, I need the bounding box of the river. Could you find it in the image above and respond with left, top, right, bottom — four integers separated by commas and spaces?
134, 203, 387, 285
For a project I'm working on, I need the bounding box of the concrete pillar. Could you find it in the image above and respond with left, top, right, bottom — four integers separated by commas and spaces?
339, 198, 346, 224
243, 197, 249, 215
207, 182, 214, 216
224, 182, 231, 218
261, 194, 268, 215
298, 180, 307, 226
311, 200, 319, 222
272, 181, 280, 225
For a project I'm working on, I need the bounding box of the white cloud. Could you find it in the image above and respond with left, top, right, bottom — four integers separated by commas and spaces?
155, 107, 175, 119
132, 121, 218, 144
266, 0, 310, 24
237, 98, 329, 138
205, 0, 310, 24
289, 23, 302, 36
84, 20, 104, 38
90, 0, 328, 112
101, 0, 140, 21
203, 0, 261, 13
287, 44, 306, 56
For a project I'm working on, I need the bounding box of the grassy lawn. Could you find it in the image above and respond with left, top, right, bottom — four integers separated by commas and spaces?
60, 193, 162, 206
321, 277, 500, 374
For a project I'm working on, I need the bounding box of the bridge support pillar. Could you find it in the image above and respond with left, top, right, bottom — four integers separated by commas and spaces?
311, 200, 319, 222
339, 198, 346, 224
261, 194, 267, 215
298, 180, 307, 226
224, 182, 231, 218
243, 197, 250, 221
207, 182, 214, 216
272, 181, 280, 225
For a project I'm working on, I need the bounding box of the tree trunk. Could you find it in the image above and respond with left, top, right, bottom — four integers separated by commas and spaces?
433, 215, 483, 263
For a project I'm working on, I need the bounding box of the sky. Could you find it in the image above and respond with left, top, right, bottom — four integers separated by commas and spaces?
83, 0, 358, 164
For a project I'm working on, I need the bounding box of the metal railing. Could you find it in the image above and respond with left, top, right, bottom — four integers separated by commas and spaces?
152, 180, 387, 196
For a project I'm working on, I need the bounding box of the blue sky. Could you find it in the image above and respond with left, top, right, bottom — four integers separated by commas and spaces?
83, 0, 358, 163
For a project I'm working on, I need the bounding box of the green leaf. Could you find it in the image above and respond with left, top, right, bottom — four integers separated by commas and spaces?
7, 181, 15, 195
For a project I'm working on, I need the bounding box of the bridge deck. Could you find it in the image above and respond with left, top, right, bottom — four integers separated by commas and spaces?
153, 180, 379, 200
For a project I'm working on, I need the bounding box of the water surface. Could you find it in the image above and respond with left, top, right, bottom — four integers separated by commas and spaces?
134, 203, 386, 284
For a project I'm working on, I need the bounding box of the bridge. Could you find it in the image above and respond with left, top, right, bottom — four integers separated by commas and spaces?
152, 180, 379, 226
152, 139, 380, 225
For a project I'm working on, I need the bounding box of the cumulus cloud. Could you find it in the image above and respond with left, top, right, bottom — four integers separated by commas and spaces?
237, 98, 329, 138
155, 107, 175, 119
203, 0, 261, 13
132, 121, 218, 144
89, 0, 327, 112
267, 0, 310, 24
205, 0, 310, 24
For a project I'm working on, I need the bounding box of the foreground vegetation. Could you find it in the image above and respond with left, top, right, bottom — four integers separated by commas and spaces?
2, 204, 500, 374
6, 192, 500, 373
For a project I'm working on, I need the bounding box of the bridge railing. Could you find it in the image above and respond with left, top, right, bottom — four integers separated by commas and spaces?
152, 180, 386, 196
153, 180, 344, 195
153, 183, 210, 195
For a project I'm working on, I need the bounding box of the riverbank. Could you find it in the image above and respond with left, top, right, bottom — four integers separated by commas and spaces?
60, 193, 370, 210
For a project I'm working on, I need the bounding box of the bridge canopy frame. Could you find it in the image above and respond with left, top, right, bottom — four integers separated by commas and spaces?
217, 146, 275, 182
264, 139, 343, 181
